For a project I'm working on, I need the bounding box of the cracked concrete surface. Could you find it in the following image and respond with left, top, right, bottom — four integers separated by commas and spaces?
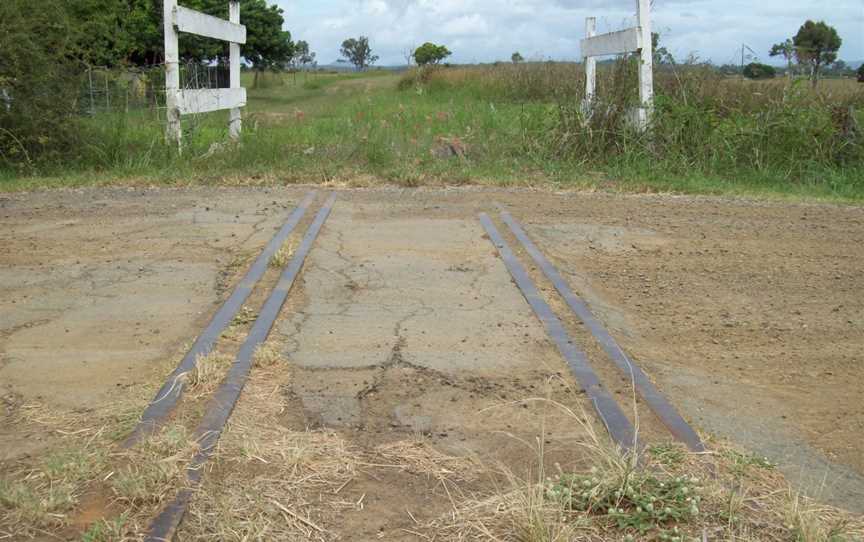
1, 186, 862, 517
273, 203, 587, 465
282, 210, 547, 373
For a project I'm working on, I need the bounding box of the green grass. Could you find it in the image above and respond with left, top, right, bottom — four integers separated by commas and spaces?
1, 66, 862, 202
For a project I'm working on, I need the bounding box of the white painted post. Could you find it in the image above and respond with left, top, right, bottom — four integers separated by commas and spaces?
228, 0, 242, 140
637, 0, 654, 130
164, 0, 182, 147
584, 17, 597, 114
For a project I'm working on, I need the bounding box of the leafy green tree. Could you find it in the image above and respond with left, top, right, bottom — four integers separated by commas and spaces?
341, 37, 379, 71
414, 43, 452, 66
743, 62, 776, 80
511, 52, 524, 63
857, 64, 864, 83
63, 0, 292, 68
769, 39, 795, 77
241, 0, 294, 86
793, 20, 842, 87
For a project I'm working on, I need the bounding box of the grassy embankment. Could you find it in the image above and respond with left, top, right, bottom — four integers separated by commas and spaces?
1, 64, 862, 201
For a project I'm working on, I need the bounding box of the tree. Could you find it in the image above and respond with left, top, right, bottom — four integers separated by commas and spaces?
414, 43, 452, 66
858, 64, 864, 83
769, 39, 795, 77
291, 40, 316, 70
652, 33, 675, 65
511, 52, 524, 63
242, 0, 294, 87
402, 45, 416, 67
340, 37, 379, 71
60, 0, 293, 69
793, 20, 842, 87
743, 62, 776, 80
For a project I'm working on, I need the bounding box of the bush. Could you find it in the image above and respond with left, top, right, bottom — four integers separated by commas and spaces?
398, 60, 864, 180
0, 0, 84, 170
743, 62, 777, 80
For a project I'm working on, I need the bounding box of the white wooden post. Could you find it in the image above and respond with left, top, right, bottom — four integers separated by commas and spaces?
580, 0, 654, 131
584, 17, 597, 113
228, 0, 242, 140
637, 0, 654, 130
164, 1, 246, 149
164, 0, 182, 146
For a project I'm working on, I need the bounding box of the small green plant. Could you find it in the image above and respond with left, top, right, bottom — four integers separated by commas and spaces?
81, 513, 128, 542
232, 306, 257, 326
270, 243, 295, 268
722, 449, 775, 476
547, 469, 701, 536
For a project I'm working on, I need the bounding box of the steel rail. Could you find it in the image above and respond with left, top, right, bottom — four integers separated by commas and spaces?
144, 193, 337, 542
479, 213, 636, 452
497, 207, 705, 452
123, 191, 317, 448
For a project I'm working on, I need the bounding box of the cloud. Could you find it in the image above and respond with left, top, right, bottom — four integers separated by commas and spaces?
275, 0, 864, 65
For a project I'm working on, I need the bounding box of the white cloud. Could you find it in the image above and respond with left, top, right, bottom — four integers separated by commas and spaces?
276, 0, 864, 66
441, 14, 490, 37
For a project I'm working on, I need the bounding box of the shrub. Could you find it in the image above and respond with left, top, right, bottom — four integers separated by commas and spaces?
0, 0, 84, 170
743, 62, 777, 80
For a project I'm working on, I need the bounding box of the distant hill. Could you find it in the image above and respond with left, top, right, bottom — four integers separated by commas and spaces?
847, 60, 863, 70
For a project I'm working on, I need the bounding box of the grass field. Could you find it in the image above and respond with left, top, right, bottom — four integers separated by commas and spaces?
1, 65, 862, 201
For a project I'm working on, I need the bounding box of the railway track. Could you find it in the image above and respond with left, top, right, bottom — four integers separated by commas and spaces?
481, 206, 705, 453
109, 194, 703, 539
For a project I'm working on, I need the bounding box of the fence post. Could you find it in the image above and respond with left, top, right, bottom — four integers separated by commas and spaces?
88, 68, 95, 116
228, 0, 242, 140
164, 0, 182, 147
637, 0, 654, 130
583, 17, 597, 117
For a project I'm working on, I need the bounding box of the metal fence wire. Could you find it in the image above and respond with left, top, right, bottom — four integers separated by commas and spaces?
81, 62, 230, 127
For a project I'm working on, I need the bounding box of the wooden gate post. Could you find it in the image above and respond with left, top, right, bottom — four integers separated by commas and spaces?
581, 0, 654, 131
637, 0, 654, 130
164, 0, 182, 146
228, 0, 242, 140
584, 17, 597, 115
164, 0, 246, 149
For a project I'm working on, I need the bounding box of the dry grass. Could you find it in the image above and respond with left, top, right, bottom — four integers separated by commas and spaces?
189, 351, 234, 396
3, 346, 862, 541
252, 343, 284, 368
415, 397, 864, 542
0, 399, 144, 538
178, 346, 357, 541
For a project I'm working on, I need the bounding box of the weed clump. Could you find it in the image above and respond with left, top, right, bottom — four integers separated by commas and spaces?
548, 470, 701, 537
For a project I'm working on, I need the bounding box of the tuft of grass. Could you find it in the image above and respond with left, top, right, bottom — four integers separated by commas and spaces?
189, 352, 233, 393
252, 343, 284, 368
109, 423, 193, 507
0, 446, 106, 534
269, 241, 296, 269
649, 442, 687, 469
722, 449, 776, 477
81, 513, 128, 542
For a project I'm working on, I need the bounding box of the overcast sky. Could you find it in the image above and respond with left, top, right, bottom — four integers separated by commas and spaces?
274, 0, 863, 66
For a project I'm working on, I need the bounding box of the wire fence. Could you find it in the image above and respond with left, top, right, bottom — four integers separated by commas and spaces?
81, 62, 230, 117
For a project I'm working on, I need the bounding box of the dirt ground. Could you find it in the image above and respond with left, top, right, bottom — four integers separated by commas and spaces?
1, 186, 862, 537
